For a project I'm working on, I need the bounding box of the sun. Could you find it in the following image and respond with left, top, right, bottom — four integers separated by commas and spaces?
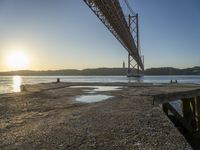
6, 52, 28, 70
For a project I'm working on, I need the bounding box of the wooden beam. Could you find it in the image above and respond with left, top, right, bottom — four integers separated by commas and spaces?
163, 102, 193, 132
194, 96, 200, 131
153, 89, 200, 105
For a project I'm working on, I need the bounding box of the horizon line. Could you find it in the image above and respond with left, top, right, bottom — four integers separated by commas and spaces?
0, 66, 199, 73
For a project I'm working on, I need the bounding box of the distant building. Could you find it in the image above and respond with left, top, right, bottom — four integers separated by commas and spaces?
123, 61, 125, 68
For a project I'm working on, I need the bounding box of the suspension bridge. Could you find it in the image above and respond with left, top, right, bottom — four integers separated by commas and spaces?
83, 0, 144, 77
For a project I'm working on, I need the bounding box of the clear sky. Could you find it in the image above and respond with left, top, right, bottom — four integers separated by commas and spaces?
0, 0, 199, 71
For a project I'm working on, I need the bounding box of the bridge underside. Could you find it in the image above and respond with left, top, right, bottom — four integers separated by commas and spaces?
84, 0, 144, 75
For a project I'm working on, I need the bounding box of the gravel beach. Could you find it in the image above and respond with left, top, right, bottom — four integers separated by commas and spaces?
0, 82, 197, 149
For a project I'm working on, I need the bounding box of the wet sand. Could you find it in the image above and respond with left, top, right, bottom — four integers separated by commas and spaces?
1, 82, 199, 149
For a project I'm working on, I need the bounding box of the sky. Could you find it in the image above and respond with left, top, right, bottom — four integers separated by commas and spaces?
0, 0, 199, 71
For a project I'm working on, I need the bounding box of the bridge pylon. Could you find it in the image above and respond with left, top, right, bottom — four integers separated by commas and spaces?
127, 13, 144, 77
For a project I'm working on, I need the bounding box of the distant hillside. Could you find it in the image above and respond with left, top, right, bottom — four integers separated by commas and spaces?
0, 67, 199, 76
145, 66, 200, 75
0, 68, 127, 76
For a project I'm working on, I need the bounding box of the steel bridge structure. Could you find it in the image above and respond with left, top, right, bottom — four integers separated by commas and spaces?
84, 0, 144, 76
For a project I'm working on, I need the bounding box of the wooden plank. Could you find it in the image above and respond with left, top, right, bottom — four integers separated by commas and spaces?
153, 89, 200, 105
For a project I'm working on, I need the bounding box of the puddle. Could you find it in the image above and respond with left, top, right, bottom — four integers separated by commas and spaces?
71, 86, 121, 92
92, 86, 121, 92
71, 86, 119, 103
153, 83, 163, 86
76, 94, 113, 103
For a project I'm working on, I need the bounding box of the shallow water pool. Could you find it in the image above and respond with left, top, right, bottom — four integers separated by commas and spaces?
71, 86, 121, 92
75, 94, 113, 103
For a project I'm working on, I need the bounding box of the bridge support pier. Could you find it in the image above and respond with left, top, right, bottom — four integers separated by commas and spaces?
127, 53, 140, 77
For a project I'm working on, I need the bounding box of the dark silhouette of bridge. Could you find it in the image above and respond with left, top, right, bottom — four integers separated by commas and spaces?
84, 0, 144, 77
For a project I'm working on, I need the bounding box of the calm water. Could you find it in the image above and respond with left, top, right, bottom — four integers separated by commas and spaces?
76, 95, 113, 103
73, 86, 120, 103
0, 75, 200, 94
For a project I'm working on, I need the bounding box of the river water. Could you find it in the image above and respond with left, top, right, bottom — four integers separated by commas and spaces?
0, 75, 200, 94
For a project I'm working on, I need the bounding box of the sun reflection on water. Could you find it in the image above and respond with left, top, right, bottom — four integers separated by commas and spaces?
13, 76, 22, 92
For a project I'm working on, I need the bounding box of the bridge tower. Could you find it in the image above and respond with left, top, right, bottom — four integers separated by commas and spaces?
125, 1, 144, 77
127, 14, 144, 77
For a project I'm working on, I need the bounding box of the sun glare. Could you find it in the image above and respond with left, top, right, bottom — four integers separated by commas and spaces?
6, 52, 28, 70
12, 76, 22, 92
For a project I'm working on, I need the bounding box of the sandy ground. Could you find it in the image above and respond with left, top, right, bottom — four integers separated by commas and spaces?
0, 82, 198, 149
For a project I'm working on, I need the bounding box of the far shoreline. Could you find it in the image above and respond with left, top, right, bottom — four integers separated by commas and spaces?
0, 66, 199, 76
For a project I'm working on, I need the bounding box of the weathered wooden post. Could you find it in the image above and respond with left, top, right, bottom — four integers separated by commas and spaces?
56, 78, 60, 83
181, 97, 200, 131
194, 96, 200, 131
190, 97, 197, 130
182, 98, 193, 124
163, 103, 169, 115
